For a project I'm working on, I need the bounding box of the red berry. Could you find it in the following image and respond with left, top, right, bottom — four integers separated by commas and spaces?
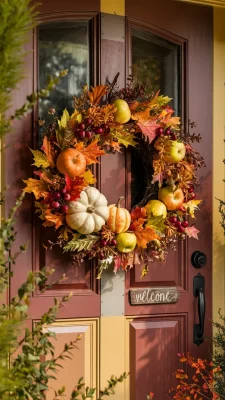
78, 130, 86, 139
177, 225, 185, 233
100, 239, 108, 247
61, 188, 67, 194
99, 252, 105, 260
189, 193, 196, 200
51, 201, 60, 209
102, 124, 110, 134
169, 216, 177, 224
84, 118, 92, 126
85, 131, 93, 139
54, 192, 61, 200
110, 239, 117, 246
171, 134, 177, 141
95, 127, 103, 134
64, 193, 71, 201
61, 205, 68, 214
165, 128, 171, 135
175, 220, 182, 227
188, 187, 194, 193
157, 127, 164, 135
78, 123, 85, 130
182, 221, 189, 228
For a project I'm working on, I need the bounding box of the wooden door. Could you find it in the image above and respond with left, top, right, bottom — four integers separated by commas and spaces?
6, 0, 213, 399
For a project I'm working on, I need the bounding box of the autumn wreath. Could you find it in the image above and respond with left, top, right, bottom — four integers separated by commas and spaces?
23, 76, 205, 277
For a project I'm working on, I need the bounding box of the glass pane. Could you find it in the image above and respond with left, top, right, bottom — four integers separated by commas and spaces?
132, 28, 181, 114
38, 21, 90, 121
131, 28, 181, 208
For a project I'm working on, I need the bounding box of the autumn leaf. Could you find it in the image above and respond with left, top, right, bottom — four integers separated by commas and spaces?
23, 178, 48, 199
88, 85, 107, 105
44, 209, 64, 230
131, 218, 159, 248
152, 172, 164, 187
58, 109, 70, 129
35, 201, 47, 220
146, 215, 166, 235
130, 206, 147, 222
185, 225, 200, 239
75, 138, 105, 165
113, 129, 137, 148
80, 169, 97, 185
30, 149, 50, 168
65, 175, 88, 201
113, 254, 129, 273
180, 200, 202, 219
137, 119, 159, 143
41, 136, 55, 167
141, 264, 149, 278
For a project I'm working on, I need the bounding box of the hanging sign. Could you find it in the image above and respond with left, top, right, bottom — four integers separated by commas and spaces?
129, 287, 179, 305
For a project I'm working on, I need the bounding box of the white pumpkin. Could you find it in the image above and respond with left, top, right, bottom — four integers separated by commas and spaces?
66, 187, 109, 234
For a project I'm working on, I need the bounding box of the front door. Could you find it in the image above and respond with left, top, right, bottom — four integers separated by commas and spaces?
7, 1, 213, 399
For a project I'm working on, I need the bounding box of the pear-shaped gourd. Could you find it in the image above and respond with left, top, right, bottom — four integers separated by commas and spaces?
107, 196, 131, 233
113, 99, 131, 124
66, 187, 109, 234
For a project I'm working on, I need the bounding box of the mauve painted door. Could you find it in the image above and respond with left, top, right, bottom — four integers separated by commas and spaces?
6, 0, 213, 399
124, 2, 213, 400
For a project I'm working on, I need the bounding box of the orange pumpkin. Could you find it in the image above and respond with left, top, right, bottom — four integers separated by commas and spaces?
56, 148, 86, 178
107, 196, 131, 233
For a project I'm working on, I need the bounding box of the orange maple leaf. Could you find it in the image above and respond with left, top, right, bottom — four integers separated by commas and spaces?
131, 218, 159, 248
41, 136, 55, 167
75, 138, 105, 165
137, 119, 159, 143
65, 175, 88, 201
88, 85, 107, 105
23, 178, 49, 199
44, 209, 64, 230
130, 206, 147, 222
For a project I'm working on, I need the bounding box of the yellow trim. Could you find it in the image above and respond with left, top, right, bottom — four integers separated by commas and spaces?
43, 318, 99, 398
213, 8, 225, 322
100, 0, 125, 16
100, 316, 127, 399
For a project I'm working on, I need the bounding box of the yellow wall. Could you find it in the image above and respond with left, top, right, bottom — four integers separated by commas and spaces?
213, 7, 225, 321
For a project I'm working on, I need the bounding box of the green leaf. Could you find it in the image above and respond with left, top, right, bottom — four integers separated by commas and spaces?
30, 148, 50, 168
146, 215, 166, 235
63, 235, 98, 253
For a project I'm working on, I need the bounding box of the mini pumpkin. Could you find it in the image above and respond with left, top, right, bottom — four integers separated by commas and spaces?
56, 148, 86, 178
66, 186, 109, 234
107, 196, 131, 233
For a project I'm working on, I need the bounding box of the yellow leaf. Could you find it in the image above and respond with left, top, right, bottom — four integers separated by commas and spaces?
181, 200, 202, 219
30, 149, 50, 168
58, 109, 70, 129
131, 218, 159, 248
80, 169, 97, 185
23, 178, 48, 200
114, 129, 137, 148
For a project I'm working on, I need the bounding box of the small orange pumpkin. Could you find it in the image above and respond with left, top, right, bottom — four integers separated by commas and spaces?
107, 196, 131, 233
56, 148, 86, 178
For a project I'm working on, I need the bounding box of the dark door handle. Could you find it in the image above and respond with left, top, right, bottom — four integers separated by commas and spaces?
193, 273, 205, 346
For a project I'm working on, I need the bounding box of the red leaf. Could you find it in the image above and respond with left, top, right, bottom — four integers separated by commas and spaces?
185, 225, 200, 239
65, 175, 88, 201
130, 206, 147, 222
137, 119, 159, 143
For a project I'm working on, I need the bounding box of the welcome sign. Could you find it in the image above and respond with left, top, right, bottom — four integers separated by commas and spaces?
129, 287, 179, 305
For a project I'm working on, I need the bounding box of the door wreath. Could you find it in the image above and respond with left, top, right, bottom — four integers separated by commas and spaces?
23, 76, 205, 277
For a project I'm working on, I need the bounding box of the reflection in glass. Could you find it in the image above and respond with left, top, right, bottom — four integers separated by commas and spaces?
132, 28, 181, 114
38, 21, 90, 121
131, 28, 181, 208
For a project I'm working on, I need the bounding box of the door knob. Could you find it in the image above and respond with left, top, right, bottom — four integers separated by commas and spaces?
191, 251, 207, 269
193, 273, 205, 346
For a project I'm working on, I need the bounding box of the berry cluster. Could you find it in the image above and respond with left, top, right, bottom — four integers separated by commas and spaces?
74, 118, 110, 140
97, 239, 117, 260
156, 127, 177, 141
42, 189, 70, 214
169, 216, 189, 234
187, 185, 196, 200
